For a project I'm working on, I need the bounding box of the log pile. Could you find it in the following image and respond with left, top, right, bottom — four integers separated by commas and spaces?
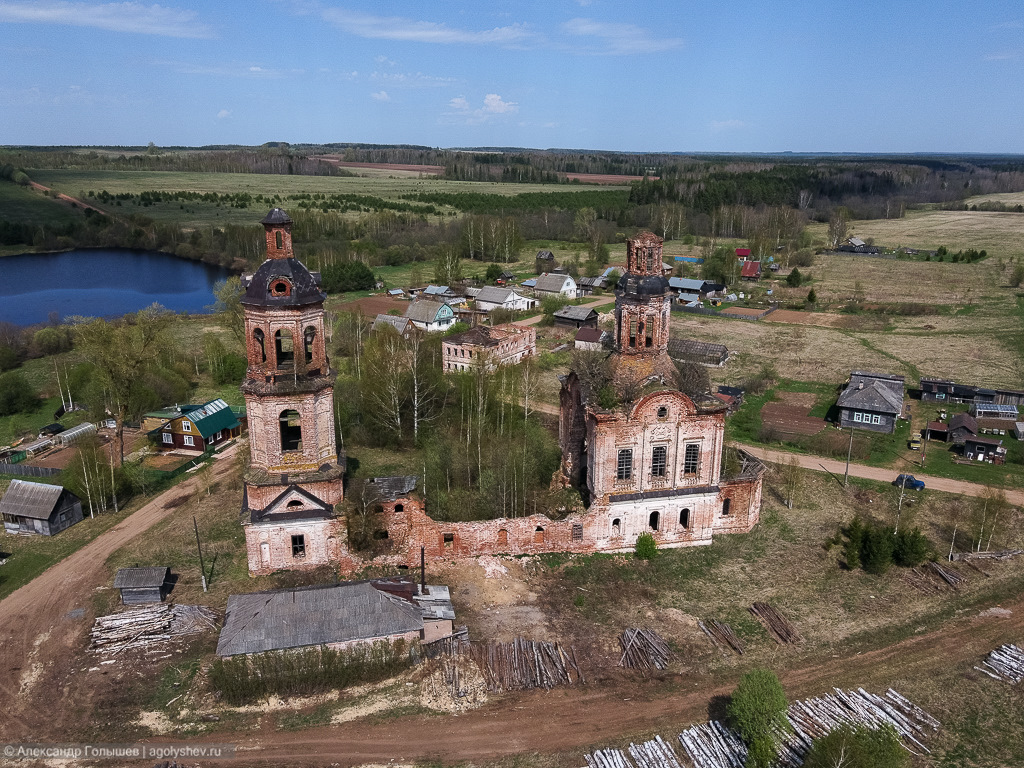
975, 643, 1024, 683
952, 549, 1024, 562
927, 560, 966, 587
902, 567, 945, 594
90, 604, 217, 654
585, 688, 940, 768
619, 628, 674, 671
421, 627, 470, 660
698, 619, 745, 655
468, 637, 583, 692
749, 603, 801, 645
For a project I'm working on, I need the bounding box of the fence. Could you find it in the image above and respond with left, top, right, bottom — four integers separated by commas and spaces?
0, 463, 62, 478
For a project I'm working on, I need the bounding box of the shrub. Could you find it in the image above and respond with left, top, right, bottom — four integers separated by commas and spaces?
0, 371, 38, 416
807, 288, 817, 304
727, 668, 790, 768
861, 525, 895, 575
320, 260, 375, 292
635, 532, 657, 560
893, 527, 929, 567
1010, 265, 1024, 288
786, 267, 803, 287
844, 518, 864, 570
803, 724, 908, 768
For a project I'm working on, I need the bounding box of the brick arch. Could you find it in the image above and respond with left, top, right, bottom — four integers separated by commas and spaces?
629, 390, 697, 421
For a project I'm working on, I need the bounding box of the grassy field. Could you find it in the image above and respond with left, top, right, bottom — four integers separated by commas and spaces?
806, 208, 1024, 260
0, 179, 83, 226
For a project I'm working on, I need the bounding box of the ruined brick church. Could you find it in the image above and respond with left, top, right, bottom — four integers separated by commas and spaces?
240, 210, 764, 576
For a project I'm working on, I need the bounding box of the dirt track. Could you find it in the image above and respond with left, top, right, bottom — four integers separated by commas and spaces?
0, 444, 239, 738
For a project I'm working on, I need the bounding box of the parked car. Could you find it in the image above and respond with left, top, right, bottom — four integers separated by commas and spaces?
893, 474, 925, 490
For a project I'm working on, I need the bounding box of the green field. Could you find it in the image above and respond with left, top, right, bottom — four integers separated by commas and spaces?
0, 180, 82, 226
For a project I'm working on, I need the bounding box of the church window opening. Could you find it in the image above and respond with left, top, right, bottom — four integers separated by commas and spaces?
657, 406, 668, 419
645, 249, 654, 272
497, 529, 508, 545
443, 533, 454, 546
534, 526, 545, 544
722, 498, 732, 517
680, 508, 691, 528
275, 230, 283, 250
572, 523, 583, 541
291, 534, 306, 558
253, 328, 266, 363
612, 518, 621, 535
645, 315, 654, 347
287, 500, 303, 509
303, 326, 316, 364
651, 446, 667, 477
616, 449, 633, 481
684, 444, 700, 475
394, 504, 404, 513
629, 318, 637, 348
279, 409, 302, 452
275, 329, 294, 367
649, 511, 660, 531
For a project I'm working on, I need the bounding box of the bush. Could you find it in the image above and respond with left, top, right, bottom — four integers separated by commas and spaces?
635, 532, 657, 560
803, 724, 908, 768
786, 267, 803, 287
0, 371, 38, 416
1010, 265, 1024, 287
844, 518, 864, 570
806, 288, 817, 304
893, 527, 929, 567
861, 525, 895, 575
320, 260, 375, 292
727, 668, 790, 768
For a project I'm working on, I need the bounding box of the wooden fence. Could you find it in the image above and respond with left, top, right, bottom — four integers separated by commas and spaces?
0, 463, 61, 478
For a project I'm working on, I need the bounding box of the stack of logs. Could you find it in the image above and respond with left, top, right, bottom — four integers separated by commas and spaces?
927, 561, 966, 587
698, 619, 744, 654
749, 603, 801, 645
90, 605, 217, 654
586, 687, 940, 768
619, 628, 673, 671
976, 643, 1024, 683
468, 637, 583, 692
952, 549, 1024, 562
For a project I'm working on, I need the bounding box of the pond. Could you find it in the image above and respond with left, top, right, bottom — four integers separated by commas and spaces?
0, 249, 235, 326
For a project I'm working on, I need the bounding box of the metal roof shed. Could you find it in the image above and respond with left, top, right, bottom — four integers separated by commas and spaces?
113, 566, 171, 604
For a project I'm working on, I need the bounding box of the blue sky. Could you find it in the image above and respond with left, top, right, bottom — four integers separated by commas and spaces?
1, 0, 1023, 152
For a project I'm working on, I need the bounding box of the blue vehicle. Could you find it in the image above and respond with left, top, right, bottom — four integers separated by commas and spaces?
893, 474, 925, 490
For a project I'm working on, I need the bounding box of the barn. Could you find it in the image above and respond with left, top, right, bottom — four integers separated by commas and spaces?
0, 480, 83, 536
113, 567, 172, 605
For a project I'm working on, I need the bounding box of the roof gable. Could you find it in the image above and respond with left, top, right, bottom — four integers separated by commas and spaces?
535, 273, 575, 293
0, 479, 66, 520
181, 399, 240, 438
405, 300, 453, 323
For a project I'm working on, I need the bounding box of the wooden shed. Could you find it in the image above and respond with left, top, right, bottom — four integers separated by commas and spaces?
114, 567, 171, 605
0, 479, 83, 536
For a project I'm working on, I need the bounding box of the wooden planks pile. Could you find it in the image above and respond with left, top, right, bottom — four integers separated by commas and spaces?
975, 643, 1024, 683
585, 688, 939, 768
469, 637, 583, 692
749, 603, 801, 645
421, 627, 470, 660
952, 549, 1024, 562
619, 628, 674, 671
927, 560, 966, 587
902, 567, 945, 594
698, 619, 744, 655
90, 604, 217, 654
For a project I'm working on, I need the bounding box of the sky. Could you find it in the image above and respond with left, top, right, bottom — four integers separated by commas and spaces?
1, 0, 1023, 153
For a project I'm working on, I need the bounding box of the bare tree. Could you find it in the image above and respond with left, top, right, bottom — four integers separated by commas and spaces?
827, 208, 849, 249
778, 457, 803, 510
362, 327, 407, 441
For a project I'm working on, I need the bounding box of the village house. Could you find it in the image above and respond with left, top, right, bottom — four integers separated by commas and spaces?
574, 326, 606, 351
371, 314, 416, 339
553, 305, 598, 329
215, 579, 456, 657
0, 479, 83, 536
917, 377, 1024, 406
473, 286, 537, 313
404, 299, 456, 333
740, 261, 762, 281
442, 324, 537, 372
576, 276, 606, 296
534, 273, 578, 299
836, 371, 905, 434
151, 398, 242, 452
948, 413, 979, 445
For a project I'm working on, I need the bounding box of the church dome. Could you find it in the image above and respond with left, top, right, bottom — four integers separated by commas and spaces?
241, 257, 326, 308
615, 272, 670, 298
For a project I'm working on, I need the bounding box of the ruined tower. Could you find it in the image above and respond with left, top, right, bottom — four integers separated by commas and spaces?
613, 232, 674, 385
240, 208, 347, 575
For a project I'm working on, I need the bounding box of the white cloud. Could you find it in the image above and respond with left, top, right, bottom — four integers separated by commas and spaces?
370, 70, 455, 88
0, 1, 214, 38
710, 119, 746, 132
321, 7, 528, 45
374, 54, 397, 66
482, 93, 517, 114
371, 90, 390, 101
449, 96, 470, 111
216, 109, 230, 119
563, 17, 681, 55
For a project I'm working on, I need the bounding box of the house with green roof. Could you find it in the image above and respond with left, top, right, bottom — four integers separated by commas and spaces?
148, 398, 243, 452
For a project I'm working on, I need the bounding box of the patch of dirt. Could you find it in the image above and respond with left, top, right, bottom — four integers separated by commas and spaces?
417, 656, 489, 713
562, 173, 645, 185
720, 306, 767, 317
345, 295, 412, 317
761, 403, 826, 436
137, 710, 175, 734
979, 607, 1013, 618
330, 685, 418, 724
441, 557, 550, 641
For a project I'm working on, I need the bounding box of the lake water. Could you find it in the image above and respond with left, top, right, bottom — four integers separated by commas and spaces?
0, 249, 234, 326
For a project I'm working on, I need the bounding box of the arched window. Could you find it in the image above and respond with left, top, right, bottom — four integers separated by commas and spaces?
645, 315, 655, 347
275, 329, 294, 367
645, 249, 654, 272
680, 508, 690, 529
612, 518, 621, 535
722, 498, 732, 517
534, 526, 545, 544
286, 499, 303, 509
279, 409, 302, 452
651, 446, 667, 477
275, 230, 283, 249
649, 511, 660, 531
303, 326, 317, 364
497, 529, 508, 545
394, 504, 404, 513
253, 328, 266, 363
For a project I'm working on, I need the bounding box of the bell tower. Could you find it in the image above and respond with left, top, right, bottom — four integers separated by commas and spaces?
613, 232, 673, 383
240, 208, 347, 575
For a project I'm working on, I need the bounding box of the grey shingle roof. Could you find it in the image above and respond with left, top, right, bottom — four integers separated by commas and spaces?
474, 286, 515, 305
837, 372, 904, 414
241, 257, 326, 309
216, 581, 423, 656
366, 475, 418, 502
950, 413, 978, 434
404, 300, 451, 324
0, 479, 64, 520
534, 274, 574, 293
372, 314, 412, 335
113, 567, 170, 589
553, 305, 597, 322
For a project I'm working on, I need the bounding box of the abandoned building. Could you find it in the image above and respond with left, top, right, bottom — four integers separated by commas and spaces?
0, 479, 83, 536
114, 567, 172, 605
442, 324, 536, 372
237, 216, 763, 576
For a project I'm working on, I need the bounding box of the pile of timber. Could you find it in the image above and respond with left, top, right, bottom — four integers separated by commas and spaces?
420, 627, 470, 660
953, 549, 1024, 562
619, 628, 673, 671
902, 567, 945, 594
468, 637, 583, 692
927, 560, 967, 587
90, 604, 217, 654
749, 603, 801, 645
975, 643, 1024, 683
586, 688, 939, 768
698, 619, 744, 655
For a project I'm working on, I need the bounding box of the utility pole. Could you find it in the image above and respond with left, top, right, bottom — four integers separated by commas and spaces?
194, 516, 208, 592
844, 426, 855, 487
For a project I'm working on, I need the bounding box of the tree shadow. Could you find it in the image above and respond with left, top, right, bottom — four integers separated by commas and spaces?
708, 694, 731, 723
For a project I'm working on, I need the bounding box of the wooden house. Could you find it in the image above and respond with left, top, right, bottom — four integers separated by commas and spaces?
948, 413, 978, 445
404, 299, 456, 332
473, 286, 536, 313
740, 261, 762, 281
372, 314, 416, 338
114, 567, 171, 605
574, 326, 606, 351
153, 398, 242, 452
836, 372, 904, 434
553, 305, 598, 328
534, 273, 578, 299
0, 479, 83, 536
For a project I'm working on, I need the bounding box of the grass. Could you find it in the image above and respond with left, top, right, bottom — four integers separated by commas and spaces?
0, 179, 84, 226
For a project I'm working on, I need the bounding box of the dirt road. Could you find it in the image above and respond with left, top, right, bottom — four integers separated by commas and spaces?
737, 443, 1024, 506
27, 181, 108, 216
0, 445, 239, 737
